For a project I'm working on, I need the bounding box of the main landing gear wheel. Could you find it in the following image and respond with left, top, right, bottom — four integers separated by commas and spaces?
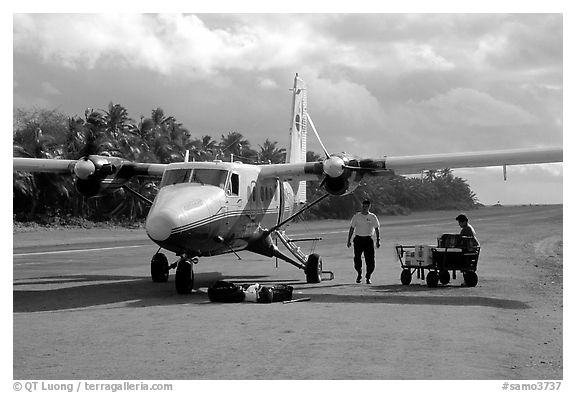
400, 269, 412, 285
151, 253, 169, 282
463, 271, 478, 287
426, 271, 439, 288
305, 253, 322, 284
175, 259, 194, 294
439, 269, 451, 285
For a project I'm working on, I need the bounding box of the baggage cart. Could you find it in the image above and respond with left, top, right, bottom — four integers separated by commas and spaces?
394, 234, 480, 287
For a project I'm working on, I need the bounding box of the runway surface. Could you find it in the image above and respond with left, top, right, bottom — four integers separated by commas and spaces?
13, 205, 563, 380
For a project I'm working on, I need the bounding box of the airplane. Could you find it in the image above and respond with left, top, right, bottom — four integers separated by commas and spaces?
13, 74, 563, 294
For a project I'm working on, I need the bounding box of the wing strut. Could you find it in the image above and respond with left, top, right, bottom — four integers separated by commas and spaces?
305, 112, 330, 159
264, 193, 330, 235
122, 185, 153, 206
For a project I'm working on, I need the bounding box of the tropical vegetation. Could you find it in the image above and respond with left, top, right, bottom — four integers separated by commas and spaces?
13, 105, 479, 225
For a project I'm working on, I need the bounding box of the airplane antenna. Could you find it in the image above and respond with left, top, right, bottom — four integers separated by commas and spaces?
305, 112, 330, 159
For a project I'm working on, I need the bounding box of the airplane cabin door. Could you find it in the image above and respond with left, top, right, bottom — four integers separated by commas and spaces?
276, 179, 285, 227
225, 172, 242, 229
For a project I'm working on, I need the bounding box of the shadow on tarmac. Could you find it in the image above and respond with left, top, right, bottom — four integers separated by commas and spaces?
13, 273, 529, 312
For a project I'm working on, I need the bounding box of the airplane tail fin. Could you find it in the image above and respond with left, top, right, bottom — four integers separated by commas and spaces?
286, 73, 307, 203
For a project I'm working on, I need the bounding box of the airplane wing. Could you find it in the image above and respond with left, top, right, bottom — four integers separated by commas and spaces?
259, 147, 562, 180
258, 162, 323, 181
13, 157, 77, 173
13, 157, 167, 177
384, 147, 563, 175
13, 156, 168, 198
258, 146, 562, 197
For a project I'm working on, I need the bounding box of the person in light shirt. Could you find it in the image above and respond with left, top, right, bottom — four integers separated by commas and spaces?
347, 199, 381, 284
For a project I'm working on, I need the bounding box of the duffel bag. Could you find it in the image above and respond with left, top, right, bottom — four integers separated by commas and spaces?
208, 280, 246, 303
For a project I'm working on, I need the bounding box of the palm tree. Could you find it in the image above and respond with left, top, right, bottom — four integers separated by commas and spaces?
187, 135, 219, 161
258, 139, 286, 164
220, 131, 255, 162
423, 169, 438, 183
439, 168, 453, 179
99, 103, 140, 159
143, 108, 189, 163
13, 109, 71, 218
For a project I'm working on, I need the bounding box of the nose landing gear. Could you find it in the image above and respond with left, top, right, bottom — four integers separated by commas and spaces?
150, 250, 198, 294
175, 256, 198, 294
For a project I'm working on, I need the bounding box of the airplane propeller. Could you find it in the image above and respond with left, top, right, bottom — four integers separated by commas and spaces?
73, 158, 96, 179
73, 128, 99, 179
305, 112, 391, 195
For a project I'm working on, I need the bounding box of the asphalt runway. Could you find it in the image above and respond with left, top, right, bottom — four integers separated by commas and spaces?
13, 205, 563, 380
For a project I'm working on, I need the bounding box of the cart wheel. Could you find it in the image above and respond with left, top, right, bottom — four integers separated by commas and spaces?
426, 271, 439, 288
439, 269, 450, 285
400, 269, 412, 285
463, 271, 478, 287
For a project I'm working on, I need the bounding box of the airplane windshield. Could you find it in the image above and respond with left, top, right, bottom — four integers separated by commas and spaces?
160, 169, 192, 187
160, 168, 229, 189
191, 169, 228, 189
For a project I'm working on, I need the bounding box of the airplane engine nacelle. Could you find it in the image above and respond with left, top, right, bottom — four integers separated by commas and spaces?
73, 156, 128, 197
323, 171, 362, 196
75, 178, 105, 197
321, 153, 363, 196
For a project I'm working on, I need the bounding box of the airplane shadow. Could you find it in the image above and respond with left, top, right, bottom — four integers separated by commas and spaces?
13, 274, 529, 312
13, 273, 268, 313
306, 283, 530, 309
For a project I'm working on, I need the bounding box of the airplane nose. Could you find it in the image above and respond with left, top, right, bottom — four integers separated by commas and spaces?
146, 212, 177, 241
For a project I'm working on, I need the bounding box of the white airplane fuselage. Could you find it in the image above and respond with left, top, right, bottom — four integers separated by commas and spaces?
145, 160, 296, 257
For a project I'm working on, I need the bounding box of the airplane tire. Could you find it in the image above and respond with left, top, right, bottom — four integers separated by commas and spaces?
463, 271, 478, 287
305, 253, 322, 284
175, 260, 194, 294
151, 253, 169, 282
400, 269, 412, 285
426, 271, 439, 288
439, 269, 451, 285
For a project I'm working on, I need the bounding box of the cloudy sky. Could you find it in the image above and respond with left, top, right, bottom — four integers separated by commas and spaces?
12, 12, 563, 205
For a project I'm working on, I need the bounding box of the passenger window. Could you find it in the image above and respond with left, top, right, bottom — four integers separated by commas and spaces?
230, 173, 239, 196
252, 186, 256, 202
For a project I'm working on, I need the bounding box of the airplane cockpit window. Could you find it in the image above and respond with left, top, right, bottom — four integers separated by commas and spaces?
160, 168, 228, 188
160, 169, 192, 187
190, 169, 228, 189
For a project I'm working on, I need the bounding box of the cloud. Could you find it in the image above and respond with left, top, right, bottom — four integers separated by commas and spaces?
41, 81, 61, 96
395, 43, 455, 71
257, 78, 279, 90
412, 88, 537, 128
13, 14, 323, 78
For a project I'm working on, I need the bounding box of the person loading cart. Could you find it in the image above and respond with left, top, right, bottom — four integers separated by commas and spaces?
456, 214, 480, 251
347, 199, 381, 284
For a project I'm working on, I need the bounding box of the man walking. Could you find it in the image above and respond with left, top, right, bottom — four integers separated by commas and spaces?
347, 199, 380, 284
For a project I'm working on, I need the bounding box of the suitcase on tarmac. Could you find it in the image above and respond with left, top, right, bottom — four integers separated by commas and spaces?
270, 284, 293, 302
208, 281, 246, 303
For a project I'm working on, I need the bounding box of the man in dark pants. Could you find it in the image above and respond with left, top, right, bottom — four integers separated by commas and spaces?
347, 199, 381, 284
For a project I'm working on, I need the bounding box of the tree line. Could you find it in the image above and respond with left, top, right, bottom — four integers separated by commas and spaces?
13, 104, 478, 225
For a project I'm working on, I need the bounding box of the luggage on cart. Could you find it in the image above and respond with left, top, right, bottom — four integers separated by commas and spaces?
395, 234, 481, 288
